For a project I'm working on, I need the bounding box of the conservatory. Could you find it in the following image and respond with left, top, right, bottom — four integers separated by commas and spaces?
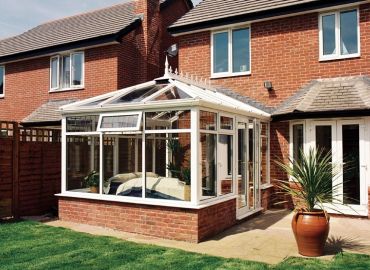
58, 69, 272, 242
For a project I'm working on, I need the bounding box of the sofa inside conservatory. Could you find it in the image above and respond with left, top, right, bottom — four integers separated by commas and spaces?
57, 69, 273, 242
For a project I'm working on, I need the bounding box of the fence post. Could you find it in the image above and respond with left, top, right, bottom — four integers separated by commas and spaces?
12, 122, 20, 219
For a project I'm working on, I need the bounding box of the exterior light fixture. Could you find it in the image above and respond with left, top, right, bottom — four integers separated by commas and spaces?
264, 81, 273, 91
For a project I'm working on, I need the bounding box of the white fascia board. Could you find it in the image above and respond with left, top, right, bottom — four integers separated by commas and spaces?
60, 99, 201, 116
213, 91, 271, 118
198, 99, 270, 120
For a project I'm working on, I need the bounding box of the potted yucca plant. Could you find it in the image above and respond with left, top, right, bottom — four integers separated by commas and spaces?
276, 148, 342, 257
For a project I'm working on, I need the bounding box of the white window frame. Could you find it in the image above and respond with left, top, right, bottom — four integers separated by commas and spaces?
319, 8, 360, 61
211, 26, 251, 78
97, 112, 143, 132
0, 65, 4, 98
50, 51, 84, 92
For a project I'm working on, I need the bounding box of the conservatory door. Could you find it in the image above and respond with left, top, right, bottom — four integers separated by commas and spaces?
236, 118, 261, 218
309, 120, 367, 216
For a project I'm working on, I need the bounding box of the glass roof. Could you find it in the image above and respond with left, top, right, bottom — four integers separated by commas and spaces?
60, 73, 271, 119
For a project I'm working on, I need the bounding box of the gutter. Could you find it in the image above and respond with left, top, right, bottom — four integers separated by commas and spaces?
168, 0, 368, 36
272, 109, 370, 122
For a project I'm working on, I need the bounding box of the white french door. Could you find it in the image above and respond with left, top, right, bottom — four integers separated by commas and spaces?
308, 119, 368, 216
236, 118, 261, 218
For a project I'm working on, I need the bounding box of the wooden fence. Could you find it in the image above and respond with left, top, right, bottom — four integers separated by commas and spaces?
0, 121, 61, 218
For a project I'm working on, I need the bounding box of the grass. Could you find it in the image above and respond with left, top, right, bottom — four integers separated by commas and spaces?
0, 221, 369, 270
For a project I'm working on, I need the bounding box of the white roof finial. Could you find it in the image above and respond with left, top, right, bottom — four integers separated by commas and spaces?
164, 55, 169, 77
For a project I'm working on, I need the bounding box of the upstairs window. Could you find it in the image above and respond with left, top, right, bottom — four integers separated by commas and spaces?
50, 52, 84, 91
320, 9, 359, 60
0, 66, 4, 97
212, 27, 250, 77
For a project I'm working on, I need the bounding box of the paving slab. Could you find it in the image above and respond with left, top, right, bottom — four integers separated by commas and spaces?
44, 209, 370, 265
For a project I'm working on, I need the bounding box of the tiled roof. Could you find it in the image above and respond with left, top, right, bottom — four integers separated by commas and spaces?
22, 99, 78, 124
0, 1, 140, 60
169, 0, 366, 34
273, 76, 370, 116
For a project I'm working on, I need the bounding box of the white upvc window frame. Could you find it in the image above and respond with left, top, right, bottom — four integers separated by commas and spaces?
319, 7, 360, 61
0, 65, 5, 98
50, 51, 85, 92
211, 26, 251, 78
97, 112, 143, 132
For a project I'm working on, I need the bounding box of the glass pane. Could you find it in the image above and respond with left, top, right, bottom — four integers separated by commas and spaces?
322, 14, 336, 55
115, 86, 162, 104
145, 110, 191, 130
292, 124, 304, 165
340, 10, 358, 55
316, 125, 332, 161
51, 58, 59, 89
105, 136, 143, 197
316, 125, 332, 199
0, 66, 4, 95
232, 28, 250, 73
238, 122, 248, 209
100, 114, 140, 130
153, 87, 191, 101
67, 136, 100, 193
220, 116, 233, 130
213, 32, 229, 73
219, 134, 233, 195
342, 124, 360, 204
200, 133, 217, 198
145, 133, 191, 201
72, 53, 83, 86
62, 55, 71, 88
200, 111, 217, 131
248, 120, 255, 210
103, 136, 115, 181
260, 123, 269, 185
66, 115, 99, 132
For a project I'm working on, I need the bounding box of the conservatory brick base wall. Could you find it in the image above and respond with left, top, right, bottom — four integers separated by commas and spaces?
58, 197, 237, 243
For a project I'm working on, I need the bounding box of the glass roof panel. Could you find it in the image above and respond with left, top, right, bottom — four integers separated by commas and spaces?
152, 86, 191, 101
80, 97, 110, 107
113, 85, 164, 104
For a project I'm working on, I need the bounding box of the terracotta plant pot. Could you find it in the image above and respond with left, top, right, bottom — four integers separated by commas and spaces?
89, 186, 99, 193
291, 210, 330, 257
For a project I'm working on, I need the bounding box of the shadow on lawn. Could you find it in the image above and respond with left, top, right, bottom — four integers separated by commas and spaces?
325, 236, 370, 255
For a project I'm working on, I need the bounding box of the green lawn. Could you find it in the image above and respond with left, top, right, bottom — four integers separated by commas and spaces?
0, 221, 369, 270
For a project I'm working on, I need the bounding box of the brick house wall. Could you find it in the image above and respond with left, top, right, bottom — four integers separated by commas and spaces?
0, 0, 191, 122
59, 196, 236, 242
178, 3, 370, 185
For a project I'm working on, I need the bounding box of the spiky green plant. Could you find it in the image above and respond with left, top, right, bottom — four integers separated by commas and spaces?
276, 148, 342, 212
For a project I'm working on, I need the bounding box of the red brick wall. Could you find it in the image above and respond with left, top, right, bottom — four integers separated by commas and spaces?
198, 199, 236, 241
59, 196, 236, 242
178, 4, 370, 108
0, 44, 119, 122
0, 0, 191, 122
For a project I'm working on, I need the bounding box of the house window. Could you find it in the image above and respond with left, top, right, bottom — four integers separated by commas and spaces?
0, 66, 4, 97
320, 9, 359, 60
50, 52, 84, 91
212, 27, 250, 77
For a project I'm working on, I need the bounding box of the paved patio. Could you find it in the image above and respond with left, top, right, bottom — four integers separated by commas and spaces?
45, 209, 370, 265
